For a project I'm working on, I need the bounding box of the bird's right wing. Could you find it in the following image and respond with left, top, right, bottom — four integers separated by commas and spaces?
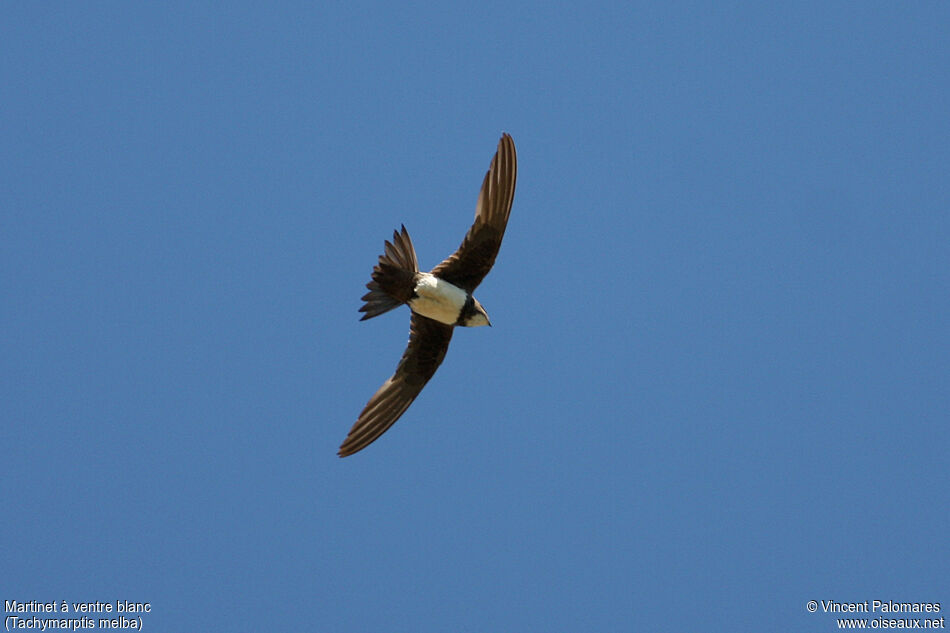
430, 133, 517, 293
338, 314, 454, 457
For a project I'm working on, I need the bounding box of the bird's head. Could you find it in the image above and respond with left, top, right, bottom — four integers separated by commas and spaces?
464, 297, 492, 327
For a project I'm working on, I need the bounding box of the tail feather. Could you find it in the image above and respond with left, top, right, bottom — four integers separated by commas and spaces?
359, 225, 419, 321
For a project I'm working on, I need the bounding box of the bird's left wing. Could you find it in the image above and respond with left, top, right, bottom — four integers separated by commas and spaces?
338, 314, 454, 457
430, 133, 517, 293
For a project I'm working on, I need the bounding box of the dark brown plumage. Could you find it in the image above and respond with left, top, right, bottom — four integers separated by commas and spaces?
338, 133, 517, 457
338, 314, 453, 456
358, 226, 419, 320
430, 134, 517, 293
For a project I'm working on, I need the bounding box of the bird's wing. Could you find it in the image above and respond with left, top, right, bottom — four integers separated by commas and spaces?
338, 314, 454, 457
430, 133, 517, 293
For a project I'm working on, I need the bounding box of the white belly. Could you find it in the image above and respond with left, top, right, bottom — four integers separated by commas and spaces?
409, 273, 467, 325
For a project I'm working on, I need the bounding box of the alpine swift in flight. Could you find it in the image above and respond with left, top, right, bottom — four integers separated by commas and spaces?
338, 133, 517, 457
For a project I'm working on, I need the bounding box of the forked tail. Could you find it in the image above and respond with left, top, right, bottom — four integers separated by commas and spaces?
359, 225, 419, 321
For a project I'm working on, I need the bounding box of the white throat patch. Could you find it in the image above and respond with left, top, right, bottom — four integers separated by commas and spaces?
409, 273, 468, 325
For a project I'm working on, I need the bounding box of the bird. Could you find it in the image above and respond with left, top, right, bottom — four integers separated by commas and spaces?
338, 133, 517, 457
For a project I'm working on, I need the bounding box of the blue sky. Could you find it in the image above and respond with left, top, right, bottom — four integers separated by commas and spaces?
2, 2, 947, 630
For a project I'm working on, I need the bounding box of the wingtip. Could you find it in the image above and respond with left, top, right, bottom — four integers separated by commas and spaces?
337, 440, 359, 457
